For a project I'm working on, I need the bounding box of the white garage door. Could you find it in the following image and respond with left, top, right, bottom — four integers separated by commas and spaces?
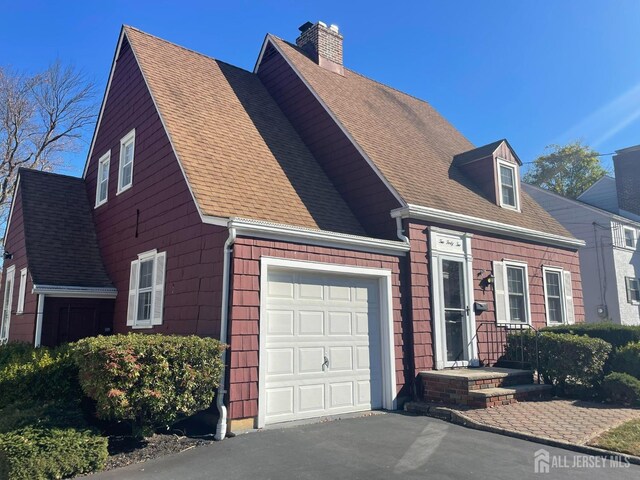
262, 269, 383, 425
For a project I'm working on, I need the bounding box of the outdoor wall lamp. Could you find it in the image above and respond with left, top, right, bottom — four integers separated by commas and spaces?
3, 252, 12, 260
477, 269, 495, 292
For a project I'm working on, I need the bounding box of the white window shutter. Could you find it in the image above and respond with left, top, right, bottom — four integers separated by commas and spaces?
151, 252, 166, 325
127, 260, 139, 326
493, 261, 508, 322
563, 270, 575, 324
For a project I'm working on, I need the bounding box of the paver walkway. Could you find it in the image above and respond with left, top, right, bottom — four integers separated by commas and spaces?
456, 399, 640, 445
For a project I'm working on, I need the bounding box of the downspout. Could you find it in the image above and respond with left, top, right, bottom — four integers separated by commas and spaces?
215, 225, 236, 441
34, 294, 45, 347
395, 216, 409, 244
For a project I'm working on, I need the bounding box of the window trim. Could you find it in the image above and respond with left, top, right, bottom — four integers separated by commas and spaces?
496, 158, 520, 211
626, 277, 640, 305
623, 226, 637, 250
127, 249, 166, 329
16, 268, 27, 315
117, 129, 135, 195
500, 260, 531, 325
1, 266, 15, 343
542, 266, 566, 325
95, 151, 110, 208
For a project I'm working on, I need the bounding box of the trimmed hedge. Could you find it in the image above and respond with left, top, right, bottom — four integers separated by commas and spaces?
603, 372, 640, 406
0, 426, 108, 480
73, 334, 225, 436
611, 342, 640, 379
0, 343, 80, 407
544, 323, 640, 350
506, 331, 611, 395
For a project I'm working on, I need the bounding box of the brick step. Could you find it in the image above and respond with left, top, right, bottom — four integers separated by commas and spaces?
468, 384, 553, 408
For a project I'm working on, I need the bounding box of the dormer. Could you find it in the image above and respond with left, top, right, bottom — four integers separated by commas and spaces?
454, 139, 522, 211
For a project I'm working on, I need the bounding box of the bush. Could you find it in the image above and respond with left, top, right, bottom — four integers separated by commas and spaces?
0, 343, 80, 407
610, 342, 640, 378
505, 331, 611, 396
544, 323, 640, 350
603, 372, 640, 406
0, 401, 87, 434
0, 426, 108, 480
73, 334, 225, 436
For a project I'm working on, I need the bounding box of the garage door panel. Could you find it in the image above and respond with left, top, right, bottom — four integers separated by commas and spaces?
328, 311, 352, 335
267, 272, 295, 298
329, 382, 355, 408
266, 348, 294, 376
298, 275, 324, 300
266, 387, 294, 416
328, 284, 351, 301
266, 310, 294, 335
299, 384, 325, 412
298, 311, 324, 335
327, 346, 352, 371
298, 347, 324, 374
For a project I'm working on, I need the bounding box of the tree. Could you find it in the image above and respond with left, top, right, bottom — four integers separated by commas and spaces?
0, 61, 96, 223
523, 141, 608, 199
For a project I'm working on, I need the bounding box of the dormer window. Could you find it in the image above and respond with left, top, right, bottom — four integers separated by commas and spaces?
497, 159, 519, 210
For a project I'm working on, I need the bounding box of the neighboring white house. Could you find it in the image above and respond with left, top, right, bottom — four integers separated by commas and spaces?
524, 145, 640, 325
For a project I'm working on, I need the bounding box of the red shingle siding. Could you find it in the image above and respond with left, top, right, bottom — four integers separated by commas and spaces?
85, 38, 226, 337
406, 219, 584, 373
2, 183, 38, 343
257, 44, 401, 240
227, 237, 405, 420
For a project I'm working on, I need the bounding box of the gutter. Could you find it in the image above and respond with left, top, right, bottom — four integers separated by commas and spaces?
391, 204, 585, 249
31, 285, 118, 298
215, 225, 236, 441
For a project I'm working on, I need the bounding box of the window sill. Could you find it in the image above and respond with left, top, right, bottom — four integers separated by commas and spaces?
116, 184, 132, 196
94, 200, 108, 209
131, 324, 153, 330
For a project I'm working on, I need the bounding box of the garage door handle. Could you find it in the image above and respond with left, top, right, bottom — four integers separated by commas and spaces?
322, 355, 330, 370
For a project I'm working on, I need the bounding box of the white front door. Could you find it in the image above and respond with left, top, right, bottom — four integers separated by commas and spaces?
261, 269, 383, 426
429, 228, 478, 369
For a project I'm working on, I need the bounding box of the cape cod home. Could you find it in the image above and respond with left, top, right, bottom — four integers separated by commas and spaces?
524, 145, 640, 325
0, 22, 585, 436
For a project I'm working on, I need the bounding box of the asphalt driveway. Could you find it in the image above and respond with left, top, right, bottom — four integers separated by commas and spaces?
91, 412, 639, 480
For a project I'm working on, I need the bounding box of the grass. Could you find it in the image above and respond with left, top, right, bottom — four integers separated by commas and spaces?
590, 419, 640, 456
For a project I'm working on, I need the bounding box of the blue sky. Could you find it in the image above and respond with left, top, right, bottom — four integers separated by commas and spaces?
2, 0, 639, 176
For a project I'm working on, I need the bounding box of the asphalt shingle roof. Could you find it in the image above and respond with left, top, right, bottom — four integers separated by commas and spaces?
19, 169, 113, 288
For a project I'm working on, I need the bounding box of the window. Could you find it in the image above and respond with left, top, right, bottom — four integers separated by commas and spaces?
623, 227, 637, 249
506, 265, 527, 322
127, 250, 166, 328
0, 266, 15, 343
95, 151, 110, 207
543, 268, 564, 324
117, 129, 135, 194
493, 260, 530, 324
16, 268, 27, 315
626, 277, 640, 304
497, 159, 519, 210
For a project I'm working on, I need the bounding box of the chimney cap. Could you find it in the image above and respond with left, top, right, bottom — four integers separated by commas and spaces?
330, 24, 339, 33
298, 21, 313, 33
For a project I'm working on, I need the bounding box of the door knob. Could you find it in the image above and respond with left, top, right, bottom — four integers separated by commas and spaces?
322, 355, 329, 370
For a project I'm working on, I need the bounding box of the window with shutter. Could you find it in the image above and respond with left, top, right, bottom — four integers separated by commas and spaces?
16, 268, 27, 315
1, 266, 15, 343
494, 260, 531, 324
127, 250, 166, 328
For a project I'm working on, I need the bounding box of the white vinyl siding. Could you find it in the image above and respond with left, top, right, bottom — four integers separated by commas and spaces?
493, 260, 530, 324
95, 151, 110, 207
1, 266, 15, 343
126, 250, 166, 328
497, 159, 520, 211
117, 129, 135, 194
16, 268, 27, 314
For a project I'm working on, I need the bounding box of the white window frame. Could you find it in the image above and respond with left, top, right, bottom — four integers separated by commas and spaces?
500, 260, 531, 325
626, 277, 640, 305
117, 129, 135, 195
496, 158, 520, 211
127, 249, 166, 328
623, 226, 637, 250
542, 266, 566, 325
95, 151, 110, 208
16, 268, 27, 315
1, 266, 15, 343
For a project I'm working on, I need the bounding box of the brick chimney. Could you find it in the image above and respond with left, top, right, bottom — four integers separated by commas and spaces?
296, 21, 344, 75
613, 144, 640, 216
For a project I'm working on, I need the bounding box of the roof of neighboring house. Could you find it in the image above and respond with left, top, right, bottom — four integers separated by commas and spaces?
268, 36, 572, 239
122, 26, 365, 236
577, 175, 619, 214
18, 169, 114, 288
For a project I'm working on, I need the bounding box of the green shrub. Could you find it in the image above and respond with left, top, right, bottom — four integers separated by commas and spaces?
610, 342, 640, 378
506, 331, 611, 396
544, 323, 640, 350
0, 343, 80, 407
0, 401, 87, 434
0, 426, 108, 480
603, 372, 640, 406
73, 334, 225, 436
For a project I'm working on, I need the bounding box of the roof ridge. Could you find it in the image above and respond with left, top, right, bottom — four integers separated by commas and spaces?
124, 25, 254, 75
19, 167, 83, 181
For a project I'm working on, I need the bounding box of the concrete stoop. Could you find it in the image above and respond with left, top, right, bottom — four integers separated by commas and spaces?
420, 367, 551, 408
